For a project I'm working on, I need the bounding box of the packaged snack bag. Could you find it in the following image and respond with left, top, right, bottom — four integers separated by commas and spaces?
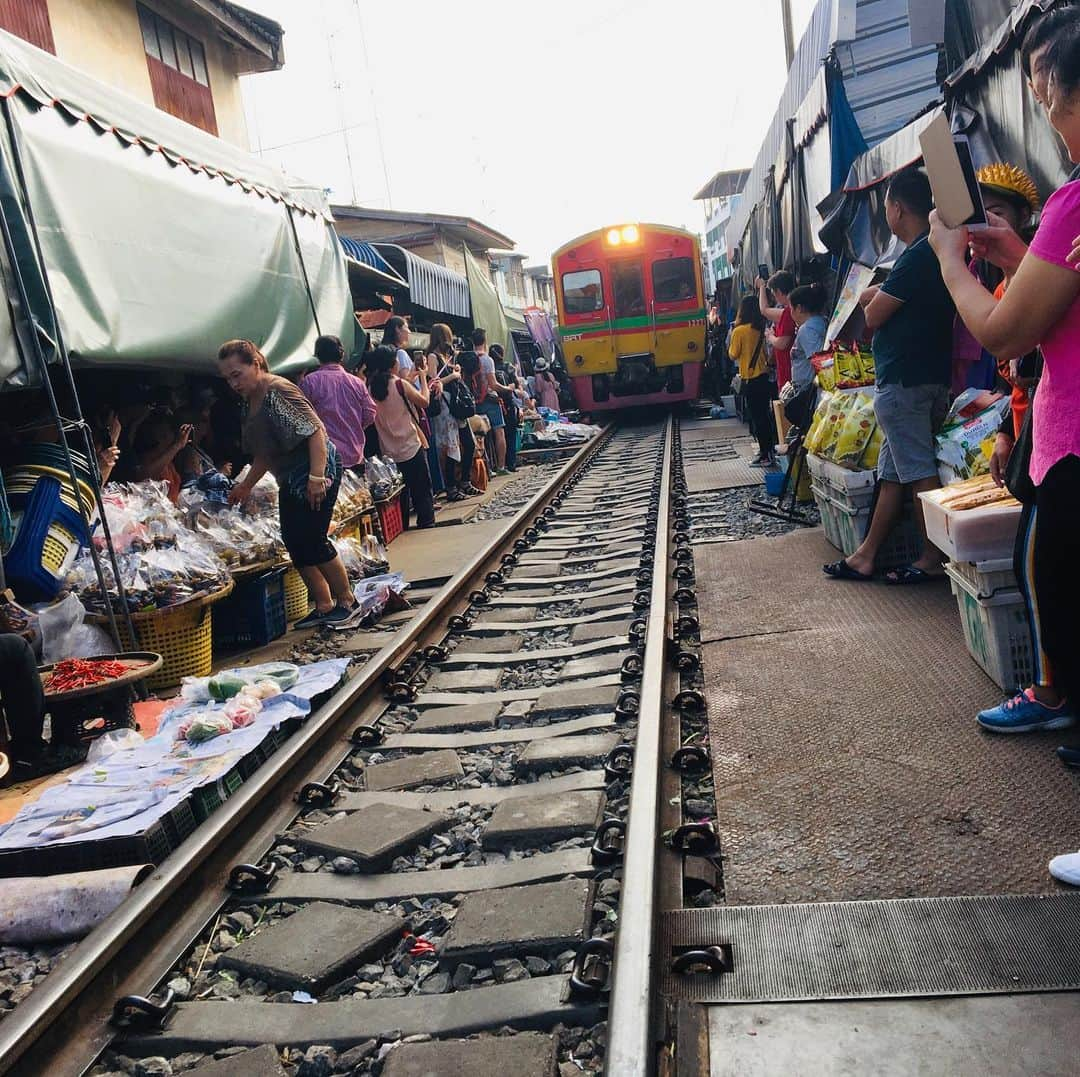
803, 392, 834, 455
818, 392, 856, 461
834, 392, 877, 469
861, 423, 883, 470
834, 348, 863, 388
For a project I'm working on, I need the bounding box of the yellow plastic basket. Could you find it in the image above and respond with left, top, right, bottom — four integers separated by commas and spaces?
283, 567, 310, 623
114, 584, 231, 692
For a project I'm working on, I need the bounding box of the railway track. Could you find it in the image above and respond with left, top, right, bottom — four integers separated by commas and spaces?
0, 416, 705, 1077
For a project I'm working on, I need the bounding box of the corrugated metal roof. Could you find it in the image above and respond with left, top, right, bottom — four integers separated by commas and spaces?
374, 244, 471, 319
727, 0, 944, 249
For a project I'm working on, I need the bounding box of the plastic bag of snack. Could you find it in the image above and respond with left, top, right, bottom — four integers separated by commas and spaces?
802, 392, 834, 455
834, 348, 863, 388
834, 392, 877, 469
861, 423, 883, 470
818, 393, 856, 461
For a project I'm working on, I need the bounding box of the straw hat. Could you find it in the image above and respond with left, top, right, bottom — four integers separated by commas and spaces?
976, 163, 1041, 212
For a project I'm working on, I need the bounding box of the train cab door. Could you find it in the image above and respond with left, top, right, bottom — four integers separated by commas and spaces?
651, 253, 705, 365
610, 259, 648, 355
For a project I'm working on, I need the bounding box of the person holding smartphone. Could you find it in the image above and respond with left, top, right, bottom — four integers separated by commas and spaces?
132, 413, 193, 504
756, 270, 796, 390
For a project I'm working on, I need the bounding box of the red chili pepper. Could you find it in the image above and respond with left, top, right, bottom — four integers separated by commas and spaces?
47, 658, 127, 692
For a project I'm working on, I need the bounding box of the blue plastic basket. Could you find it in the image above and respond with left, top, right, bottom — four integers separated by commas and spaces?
764, 470, 786, 497
212, 567, 287, 650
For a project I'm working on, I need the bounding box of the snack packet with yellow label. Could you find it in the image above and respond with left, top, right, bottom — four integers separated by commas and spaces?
834, 392, 877, 469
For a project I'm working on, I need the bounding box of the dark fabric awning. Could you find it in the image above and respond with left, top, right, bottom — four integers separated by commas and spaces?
337, 236, 408, 292
374, 244, 471, 319
945, 0, 1052, 88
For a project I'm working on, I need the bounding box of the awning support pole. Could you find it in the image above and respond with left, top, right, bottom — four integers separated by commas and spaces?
0, 99, 139, 678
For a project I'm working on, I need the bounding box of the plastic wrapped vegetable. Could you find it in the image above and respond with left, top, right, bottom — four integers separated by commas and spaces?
178, 711, 234, 743
208, 662, 300, 701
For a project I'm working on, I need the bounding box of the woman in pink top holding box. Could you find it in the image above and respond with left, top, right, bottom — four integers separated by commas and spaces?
930, 23, 1080, 886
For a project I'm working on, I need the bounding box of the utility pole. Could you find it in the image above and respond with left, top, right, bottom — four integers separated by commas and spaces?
781, 0, 795, 69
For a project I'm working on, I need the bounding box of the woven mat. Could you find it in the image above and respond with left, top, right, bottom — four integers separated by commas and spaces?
700, 528, 1080, 904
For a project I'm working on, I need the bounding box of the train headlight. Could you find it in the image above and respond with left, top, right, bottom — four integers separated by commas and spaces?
621, 224, 640, 243
606, 228, 622, 246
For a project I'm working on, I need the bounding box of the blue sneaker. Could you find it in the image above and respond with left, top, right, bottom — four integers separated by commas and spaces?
977, 689, 1076, 734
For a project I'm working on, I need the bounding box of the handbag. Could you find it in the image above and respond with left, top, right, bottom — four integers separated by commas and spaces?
396, 379, 429, 451
1005, 397, 1036, 506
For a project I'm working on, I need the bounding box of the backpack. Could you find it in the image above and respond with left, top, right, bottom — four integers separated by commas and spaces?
445, 378, 476, 421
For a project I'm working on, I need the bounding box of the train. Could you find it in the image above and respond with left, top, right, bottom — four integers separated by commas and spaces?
551, 223, 707, 411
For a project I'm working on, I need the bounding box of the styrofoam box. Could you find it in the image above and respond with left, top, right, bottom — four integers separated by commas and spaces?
806, 453, 876, 512
721, 394, 736, 414
946, 558, 1017, 600
945, 563, 1033, 691
919, 489, 1021, 563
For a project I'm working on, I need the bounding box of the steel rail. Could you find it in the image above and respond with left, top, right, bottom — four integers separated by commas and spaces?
0, 427, 614, 1077
604, 419, 672, 1076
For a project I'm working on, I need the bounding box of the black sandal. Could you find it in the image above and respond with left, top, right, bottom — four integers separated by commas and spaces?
823, 560, 874, 582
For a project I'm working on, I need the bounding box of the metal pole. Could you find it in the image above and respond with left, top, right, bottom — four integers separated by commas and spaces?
0, 101, 137, 659
781, 0, 795, 69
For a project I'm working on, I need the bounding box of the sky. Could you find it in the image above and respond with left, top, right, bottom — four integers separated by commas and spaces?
241, 0, 817, 268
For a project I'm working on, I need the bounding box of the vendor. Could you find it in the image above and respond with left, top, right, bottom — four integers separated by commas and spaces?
217, 339, 361, 630
0, 633, 84, 785
131, 413, 192, 503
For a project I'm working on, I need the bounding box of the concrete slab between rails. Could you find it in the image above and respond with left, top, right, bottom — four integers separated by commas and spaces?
484, 789, 606, 848
558, 650, 630, 680
382, 1034, 557, 1077
363, 749, 464, 791
453, 634, 525, 654
486, 582, 634, 607
424, 666, 504, 691
469, 606, 635, 632
216, 901, 404, 992
233, 849, 596, 908
335, 771, 607, 811
503, 564, 638, 587
289, 802, 449, 870
123, 977, 601, 1055
512, 558, 639, 580
412, 673, 621, 708
186, 1045, 286, 1077
526, 530, 643, 550
440, 635, 629, 667
572, 618, 635, 642
706, 995, 1080, 1077
381, 713, 615, 750
517, 732, 621, 772
408, 702, 503, 733
440, 878, 593, 964
517, 545, 641, 566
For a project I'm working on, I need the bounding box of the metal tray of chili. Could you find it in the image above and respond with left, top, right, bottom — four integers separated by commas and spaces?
38, 652, 163, 700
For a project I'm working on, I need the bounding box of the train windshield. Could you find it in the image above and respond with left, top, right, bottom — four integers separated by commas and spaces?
611, 260, 646, 318
652, 257, 697, 303
562, 269, 604, 315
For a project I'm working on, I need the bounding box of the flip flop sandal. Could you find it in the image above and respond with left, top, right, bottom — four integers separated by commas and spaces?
823, 560, 874, 582
883, 565, 946, 586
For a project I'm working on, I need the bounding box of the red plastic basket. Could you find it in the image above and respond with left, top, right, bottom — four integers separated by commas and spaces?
375, 494, 404, 544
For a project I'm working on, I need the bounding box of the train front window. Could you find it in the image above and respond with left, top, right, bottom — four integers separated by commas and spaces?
612, 261, 646, 318
652, 257, 696, 304
562, 269, 604, 315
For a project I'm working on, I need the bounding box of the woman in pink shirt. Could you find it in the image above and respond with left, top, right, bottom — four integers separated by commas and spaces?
929, 36, 1080, 760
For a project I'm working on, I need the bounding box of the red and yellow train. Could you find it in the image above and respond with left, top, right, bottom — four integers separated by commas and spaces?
552, 223, 706, 411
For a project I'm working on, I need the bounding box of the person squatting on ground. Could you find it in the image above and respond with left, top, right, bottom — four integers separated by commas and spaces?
823, 168, 955, 585
728, 295, 775, 467
219, 339, 361, 630
367, 345, 437, 530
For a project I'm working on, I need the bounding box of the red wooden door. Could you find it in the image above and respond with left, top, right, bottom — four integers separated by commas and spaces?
0, 0, 55, 54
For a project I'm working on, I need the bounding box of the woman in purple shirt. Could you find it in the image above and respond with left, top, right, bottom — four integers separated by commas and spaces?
301, 335, 377, 470
929, 24, 1080, 887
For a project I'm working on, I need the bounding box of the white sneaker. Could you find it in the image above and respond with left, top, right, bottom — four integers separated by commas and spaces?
1048, 850, 1080, 886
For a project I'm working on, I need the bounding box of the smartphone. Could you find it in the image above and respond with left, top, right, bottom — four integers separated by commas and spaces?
919, 114, 988, 230
758, 264, 769, 282
953, 136, 988, 230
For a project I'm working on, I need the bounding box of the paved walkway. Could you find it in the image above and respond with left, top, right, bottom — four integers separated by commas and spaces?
698, 527, 1080, 904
